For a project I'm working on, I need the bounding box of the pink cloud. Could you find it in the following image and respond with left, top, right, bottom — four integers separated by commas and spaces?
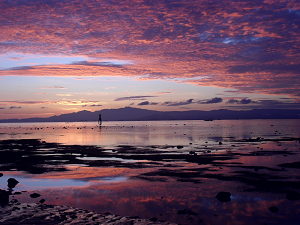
0, 0, 299, 98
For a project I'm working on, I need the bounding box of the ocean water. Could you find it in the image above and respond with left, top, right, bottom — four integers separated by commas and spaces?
1, 119, 299, 145
0, 119, 300, 225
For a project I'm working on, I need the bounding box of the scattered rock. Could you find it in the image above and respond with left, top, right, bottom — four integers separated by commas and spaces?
30, 193, 41, 198
177, 146, 183, 149
0, 202, 177, 224
7, 178, 19, 188
286, 191, 300, 201
39, 199, 45, 203
216, 192, 231, 202
269, 206, 279, 213
0, 173, 3, 177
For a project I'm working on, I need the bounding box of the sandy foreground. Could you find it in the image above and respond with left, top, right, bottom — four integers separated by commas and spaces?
0, 201, 177, 225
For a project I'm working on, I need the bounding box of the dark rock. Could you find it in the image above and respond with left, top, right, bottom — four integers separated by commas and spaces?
219, 142, 222, 145
269, 206, 279, 213
177, 145, 183, 149
0, 173, 3, 177
30, 193, 41, 198
177, 209, 198, 216
149, 217, 158, 222
286, 191, 300, 201
7, 178, 19, 188
0, 189, 10, 206
216, 192, 231, 202
39, 198, 45, 203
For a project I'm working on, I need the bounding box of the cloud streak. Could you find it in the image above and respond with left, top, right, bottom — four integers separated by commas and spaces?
162, 99, 194, 106
114, 96, 156, 101
199, 97, 223, 104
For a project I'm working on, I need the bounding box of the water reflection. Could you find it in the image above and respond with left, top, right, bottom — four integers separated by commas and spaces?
0, 119, 300, 224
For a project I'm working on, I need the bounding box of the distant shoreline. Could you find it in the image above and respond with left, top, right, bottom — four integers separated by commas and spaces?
1, 118, 300, 125
1, 107, 299, 123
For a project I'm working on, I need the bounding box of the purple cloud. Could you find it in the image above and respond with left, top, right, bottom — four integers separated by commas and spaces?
199, 97, 223, 104
162, 99, 194, 106
114, 96, 156, 101
227, 98, 252, 104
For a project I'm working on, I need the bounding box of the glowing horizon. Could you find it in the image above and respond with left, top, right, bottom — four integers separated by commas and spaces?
0, 0, 299, 119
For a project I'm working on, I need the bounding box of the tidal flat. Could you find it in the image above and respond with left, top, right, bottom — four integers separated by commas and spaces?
0, 120, 300, 224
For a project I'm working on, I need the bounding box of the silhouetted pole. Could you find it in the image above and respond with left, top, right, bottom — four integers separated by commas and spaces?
98, 114, 102, 126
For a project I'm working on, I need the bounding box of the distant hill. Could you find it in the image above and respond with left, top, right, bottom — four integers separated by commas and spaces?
0, 107, 300, 123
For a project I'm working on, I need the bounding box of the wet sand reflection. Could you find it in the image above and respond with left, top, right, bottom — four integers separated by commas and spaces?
0, 120, 300, 224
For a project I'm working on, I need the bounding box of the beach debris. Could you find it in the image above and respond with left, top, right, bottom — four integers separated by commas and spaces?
269, 206, 279, 213
215, 192, 231, 202
30, 193, 41, 198
7, 178, 19, 188
286, 191, 300, 201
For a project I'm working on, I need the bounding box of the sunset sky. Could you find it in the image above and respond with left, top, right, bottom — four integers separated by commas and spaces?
0, 0, 299, 119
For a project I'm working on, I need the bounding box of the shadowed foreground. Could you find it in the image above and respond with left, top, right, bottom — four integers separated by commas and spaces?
0, 136, 300, 225
0, 202, 176, 225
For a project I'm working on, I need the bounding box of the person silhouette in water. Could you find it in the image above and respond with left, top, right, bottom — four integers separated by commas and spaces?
98, 113, 102, 126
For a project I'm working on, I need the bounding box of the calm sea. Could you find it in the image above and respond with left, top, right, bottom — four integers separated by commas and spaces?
1, 119, 299, 146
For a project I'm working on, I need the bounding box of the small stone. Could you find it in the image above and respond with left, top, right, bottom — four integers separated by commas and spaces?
0, 189, 10, 205
7, 178, 19, 188
149, 217, 158, 222
177, 209, 198, 216
269, 206, 279, 213
30, 193, 41, 198
216, 192, 231, 202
